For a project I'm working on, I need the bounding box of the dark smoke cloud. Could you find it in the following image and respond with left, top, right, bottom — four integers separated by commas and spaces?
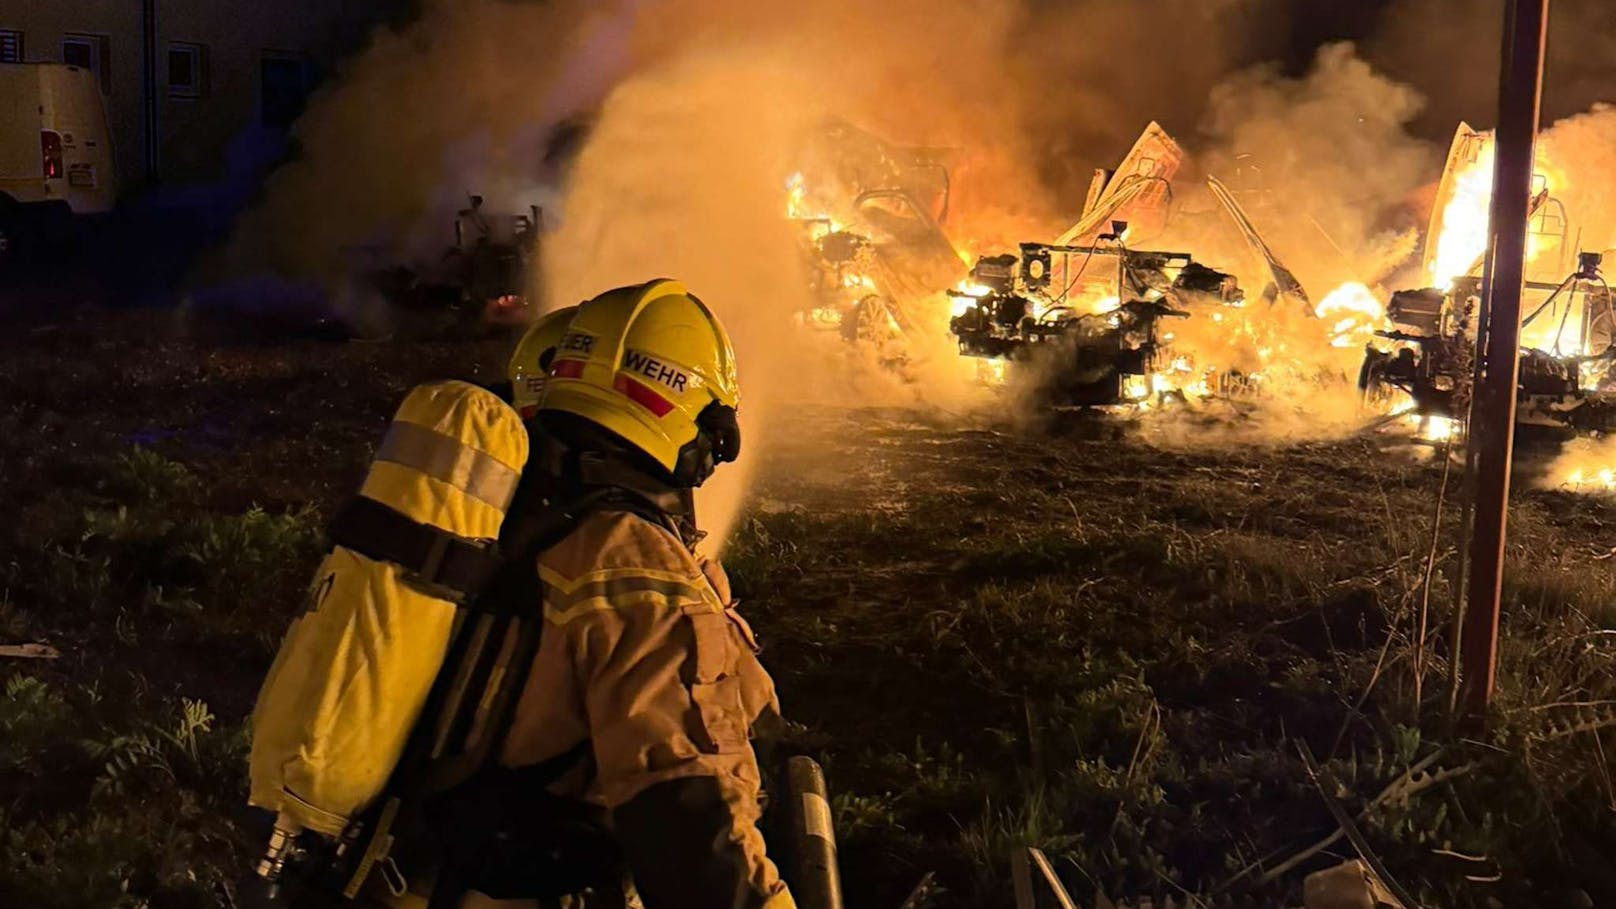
203, 0, 613, 283
1366, 0, 1616, 136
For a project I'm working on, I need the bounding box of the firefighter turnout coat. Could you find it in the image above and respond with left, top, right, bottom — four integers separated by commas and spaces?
498, 507, 790, 909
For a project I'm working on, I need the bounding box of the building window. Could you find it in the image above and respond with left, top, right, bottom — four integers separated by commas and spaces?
0, 30, 22, 63
167, 42, 208, 98
260, 55, 309, 128
62, 34, 111, 94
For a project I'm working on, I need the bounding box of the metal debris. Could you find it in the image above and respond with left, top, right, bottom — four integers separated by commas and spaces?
0, 642, 61, 659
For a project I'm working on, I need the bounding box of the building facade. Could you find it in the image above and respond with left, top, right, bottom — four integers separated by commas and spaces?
0, 0, 406, 191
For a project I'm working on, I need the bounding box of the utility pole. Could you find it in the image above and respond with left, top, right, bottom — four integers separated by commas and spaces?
142, 0, 160, 184
1458, 0, 1550, 723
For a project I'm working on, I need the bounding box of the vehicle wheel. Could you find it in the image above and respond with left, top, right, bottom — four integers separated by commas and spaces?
0, 200, 25, 270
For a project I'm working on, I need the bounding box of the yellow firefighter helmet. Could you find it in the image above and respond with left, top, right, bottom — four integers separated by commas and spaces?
538, 278, 740, 486
507, 305, 581, 419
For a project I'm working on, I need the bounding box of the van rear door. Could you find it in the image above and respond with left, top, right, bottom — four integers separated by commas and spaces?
0, 65, 46, 205
38, 65, 115, 213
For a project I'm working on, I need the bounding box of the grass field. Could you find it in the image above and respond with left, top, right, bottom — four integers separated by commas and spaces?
1, 309, 1614, 909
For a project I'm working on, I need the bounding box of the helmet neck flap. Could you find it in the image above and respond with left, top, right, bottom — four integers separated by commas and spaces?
529, 412, 706, 547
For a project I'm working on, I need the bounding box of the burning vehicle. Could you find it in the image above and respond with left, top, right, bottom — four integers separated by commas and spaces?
345, 193, 544, 338
944, 121, 1329, 409
948, 227, 1247, 407
1056, 121, 1312, 314
1360, 254, 1616, 439
1358, 124, 1616, 440
787, 120, 967, 360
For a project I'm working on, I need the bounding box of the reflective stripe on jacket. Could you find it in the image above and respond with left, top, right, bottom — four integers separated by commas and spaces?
499, 508, 786, 908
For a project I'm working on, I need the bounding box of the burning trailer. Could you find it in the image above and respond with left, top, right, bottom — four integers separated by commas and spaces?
944, 121, 1330, 410
1360, 253, 1616, 440
948, 228, 1247, 407
1358, 124, 1616, 441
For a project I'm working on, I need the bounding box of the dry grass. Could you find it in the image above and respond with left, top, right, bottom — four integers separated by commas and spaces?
729, 410, 1616, 908
0, 311, 1613, 907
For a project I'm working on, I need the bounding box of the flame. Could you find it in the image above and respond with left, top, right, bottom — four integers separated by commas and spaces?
1518, 273, 1604, 357
785, 172, 807, 219
786, 171, 845, 241
1314, 281, 1386, 348
1580, 359, 1611, 393
1413, 414, 1458, 442
1549, 436, 1616, 494
1565, 467, 1616, 492
1428, 145, 1567, 290
1429, 147, 1497, 290
1126, 352, 1218, 411
950, 280, 992, 318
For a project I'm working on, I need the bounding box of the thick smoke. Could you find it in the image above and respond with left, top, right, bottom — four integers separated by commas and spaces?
531, 0, 1051, 543
213, 0, 1616, 531
206, 0, 617, 284
1540, 106, 1616, 258
212, 0, 1307, 284
1194, 42, 1437, 293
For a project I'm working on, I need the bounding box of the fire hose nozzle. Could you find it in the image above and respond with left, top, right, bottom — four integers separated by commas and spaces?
254, 814, 306, 887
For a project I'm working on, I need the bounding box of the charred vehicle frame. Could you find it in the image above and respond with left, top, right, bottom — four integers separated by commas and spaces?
948, 229, 1245, 407
1359, 251, 1616, 438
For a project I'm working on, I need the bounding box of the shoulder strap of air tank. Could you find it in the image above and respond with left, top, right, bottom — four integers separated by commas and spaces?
417, 486, 673, 909
329, 484, 631, 903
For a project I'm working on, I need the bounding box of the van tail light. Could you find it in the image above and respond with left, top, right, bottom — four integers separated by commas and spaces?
42, 131, 64, 180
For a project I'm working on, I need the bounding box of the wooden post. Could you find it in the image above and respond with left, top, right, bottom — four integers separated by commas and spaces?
1459, 0, 1551, 722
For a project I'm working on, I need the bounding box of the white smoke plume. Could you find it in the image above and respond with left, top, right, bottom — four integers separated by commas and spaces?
209, 0, 1616, 531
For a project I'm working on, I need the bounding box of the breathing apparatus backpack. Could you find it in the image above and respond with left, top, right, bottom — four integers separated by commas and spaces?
245, 379, 630, 904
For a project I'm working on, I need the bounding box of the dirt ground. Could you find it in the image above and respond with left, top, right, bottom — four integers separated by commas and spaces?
2, 308, 1614, 909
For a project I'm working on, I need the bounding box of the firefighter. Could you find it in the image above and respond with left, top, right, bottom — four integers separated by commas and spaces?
504, 303, 582, 419
467, 278, 792, 909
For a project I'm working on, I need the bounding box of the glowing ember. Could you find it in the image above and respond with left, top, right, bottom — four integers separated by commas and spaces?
950, 280, 992, 318
1548, 436, 1616, 494
1314, 281, 1385, 348
1416, 414, 1458, 442
1565, 467, 1616, 491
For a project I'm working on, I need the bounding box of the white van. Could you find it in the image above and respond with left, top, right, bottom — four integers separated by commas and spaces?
0, 62, 117, 257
